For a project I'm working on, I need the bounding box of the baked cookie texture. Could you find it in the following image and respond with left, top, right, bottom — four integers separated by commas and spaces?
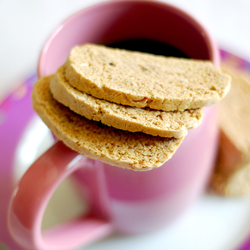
50, 66, 203, 138
64, 43, 231, 111
32, 43, 232, 171
33, 75, 185, 171
210, 66, 250, 196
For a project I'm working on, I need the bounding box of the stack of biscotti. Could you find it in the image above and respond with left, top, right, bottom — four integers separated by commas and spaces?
210, 65, 250, 196
32, 44, 231, 171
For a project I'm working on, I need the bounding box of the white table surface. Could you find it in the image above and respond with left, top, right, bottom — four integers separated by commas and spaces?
0, 0, 250, 101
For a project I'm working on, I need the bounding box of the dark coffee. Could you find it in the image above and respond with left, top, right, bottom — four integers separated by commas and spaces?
108, 39, 188, 58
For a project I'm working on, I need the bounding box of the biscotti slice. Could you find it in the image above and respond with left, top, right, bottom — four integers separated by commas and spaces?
33, 75, 185, 171
64, 43, 231, 111
50, 66, 203, 138
210, 66, 250, 196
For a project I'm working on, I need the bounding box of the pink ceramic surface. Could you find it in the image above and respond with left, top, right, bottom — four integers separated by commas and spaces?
8, 1, 221, 250
2, 51, 250, 250
38, 0, 219, 77
0, 75, 37, 250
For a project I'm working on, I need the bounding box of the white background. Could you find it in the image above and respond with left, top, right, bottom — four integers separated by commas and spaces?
0, 0, 250, 101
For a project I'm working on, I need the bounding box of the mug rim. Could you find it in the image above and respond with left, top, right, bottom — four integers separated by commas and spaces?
37, 0, 219, 78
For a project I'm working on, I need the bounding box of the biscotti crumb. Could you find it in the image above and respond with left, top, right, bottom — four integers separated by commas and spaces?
33, 75, 185, 170
210, 66, 250, 196
50, 66, 203, 138
64, 43, 231, 111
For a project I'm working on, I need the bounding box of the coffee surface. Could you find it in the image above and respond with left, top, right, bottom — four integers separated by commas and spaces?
108, 39, 188, 58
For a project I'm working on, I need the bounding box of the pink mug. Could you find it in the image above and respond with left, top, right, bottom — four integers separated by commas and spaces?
8, 1, 220, 250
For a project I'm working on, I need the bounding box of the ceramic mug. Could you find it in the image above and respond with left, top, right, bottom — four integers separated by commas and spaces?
8, 1, 220, 250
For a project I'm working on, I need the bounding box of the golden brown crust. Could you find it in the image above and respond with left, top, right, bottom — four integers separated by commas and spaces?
210, 66, 250, 196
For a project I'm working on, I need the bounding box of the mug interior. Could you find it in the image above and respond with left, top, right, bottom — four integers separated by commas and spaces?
38, 0, 217, 78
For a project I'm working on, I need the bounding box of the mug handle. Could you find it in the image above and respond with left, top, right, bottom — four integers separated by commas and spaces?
8, 141, 114, 250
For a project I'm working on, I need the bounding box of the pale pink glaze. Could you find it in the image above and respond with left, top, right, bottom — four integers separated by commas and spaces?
72, 104, 219, 234
9, 1, 220, 249
38, 0, 219, 78
8, 141, 114, 250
